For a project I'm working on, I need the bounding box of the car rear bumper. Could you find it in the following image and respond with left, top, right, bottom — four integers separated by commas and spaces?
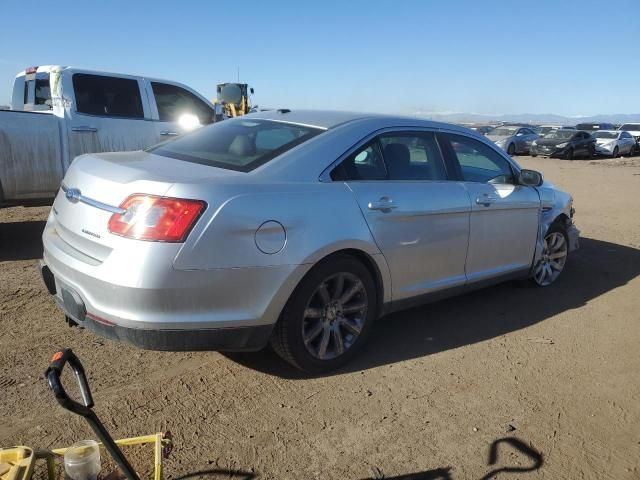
40, 260, 279, 351
41, 221, 309, 350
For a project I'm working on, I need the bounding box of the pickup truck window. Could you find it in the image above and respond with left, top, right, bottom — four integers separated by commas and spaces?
151, 82, 214, 125
73, 73, 144, 119
35, 78, 51, 106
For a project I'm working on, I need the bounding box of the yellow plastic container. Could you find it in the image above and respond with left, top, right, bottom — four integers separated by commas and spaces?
0, 447, 35, 480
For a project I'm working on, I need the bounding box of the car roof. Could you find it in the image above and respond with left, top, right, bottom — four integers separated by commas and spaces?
243, 109, 470, 131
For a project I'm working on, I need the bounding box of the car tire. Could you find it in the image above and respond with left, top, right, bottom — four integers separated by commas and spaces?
613, 146, 619, 158
564, 148, 574, 160
588, 145, 595, 158
507, 143, 515, 156
530, 223, 569, 287
531, 154, 537, 157
270, 254, 377, 373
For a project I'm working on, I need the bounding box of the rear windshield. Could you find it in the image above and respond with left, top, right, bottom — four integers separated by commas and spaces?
576, 123, 611, 131
545, 130, 574, 139
150, 119, 323, 172
593, 131, 618, 139
489, 127, 517, 136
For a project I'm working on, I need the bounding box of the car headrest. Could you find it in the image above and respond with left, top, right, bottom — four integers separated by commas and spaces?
228, 135, 256, 156
384, 143, 410, 167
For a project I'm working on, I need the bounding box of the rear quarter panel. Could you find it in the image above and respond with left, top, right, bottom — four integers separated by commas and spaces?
171, 182, 383, 270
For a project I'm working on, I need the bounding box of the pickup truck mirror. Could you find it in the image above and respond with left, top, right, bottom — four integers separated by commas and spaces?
519, 169, 543, 187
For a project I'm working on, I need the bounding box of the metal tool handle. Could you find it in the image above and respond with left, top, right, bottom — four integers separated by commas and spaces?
46, 349, 140, 480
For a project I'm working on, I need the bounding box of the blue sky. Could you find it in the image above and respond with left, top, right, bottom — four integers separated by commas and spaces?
1, 0, 638, 116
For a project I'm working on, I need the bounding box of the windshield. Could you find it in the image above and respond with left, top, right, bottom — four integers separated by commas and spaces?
593, 131, 618, 139
545, 130, 575, 140
488, 127, 517, 137
539, 126, 558, 135
150, 119, 323, 172
619, 124, 640, 131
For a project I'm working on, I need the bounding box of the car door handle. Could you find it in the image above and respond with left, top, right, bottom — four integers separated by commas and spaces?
71, 126, 98, 132
160, 131, 179, 136
476, 195, 498, 206
368, 197, 398, 212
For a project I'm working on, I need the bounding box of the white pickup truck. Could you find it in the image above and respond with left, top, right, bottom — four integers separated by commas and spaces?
0, 65, 217, 205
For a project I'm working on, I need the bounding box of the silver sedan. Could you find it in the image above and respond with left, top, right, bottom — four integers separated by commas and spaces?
40, 111, 579, 373
487, 126, 540, 155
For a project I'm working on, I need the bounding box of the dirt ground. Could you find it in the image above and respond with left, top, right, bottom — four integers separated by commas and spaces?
1, 156, 639, 479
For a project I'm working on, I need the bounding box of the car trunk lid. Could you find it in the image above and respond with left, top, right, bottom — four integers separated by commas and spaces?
50, 151, 226, 261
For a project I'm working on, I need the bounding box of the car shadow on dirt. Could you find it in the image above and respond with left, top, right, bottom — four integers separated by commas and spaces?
228, 237, 640, 378
0, 220, 46, 261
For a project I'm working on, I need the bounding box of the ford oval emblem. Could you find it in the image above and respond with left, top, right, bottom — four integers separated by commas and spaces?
65, 188, 81, 202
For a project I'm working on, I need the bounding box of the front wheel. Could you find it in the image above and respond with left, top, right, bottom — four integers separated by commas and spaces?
531, 224, 569, 287
270, 255, 377, 373
612, 146, 619, 158
507, 143, 516, 156
564, 148, 574, 160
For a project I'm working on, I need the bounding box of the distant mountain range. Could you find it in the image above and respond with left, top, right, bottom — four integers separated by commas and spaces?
410, 111, 640, 126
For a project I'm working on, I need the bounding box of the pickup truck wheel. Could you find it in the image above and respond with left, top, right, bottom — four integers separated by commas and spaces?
270, 255, 377, 373
531, 224, 569, 287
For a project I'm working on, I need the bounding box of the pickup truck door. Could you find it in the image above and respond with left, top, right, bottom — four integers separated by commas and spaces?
143, 80, 216, 142
64, 72, 158, 167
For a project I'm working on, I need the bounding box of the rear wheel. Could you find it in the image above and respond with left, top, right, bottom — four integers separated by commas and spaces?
507, 143, 516, 156
588, 144, 595, 158
531, 224, 569, 287
270, 255, 377, 373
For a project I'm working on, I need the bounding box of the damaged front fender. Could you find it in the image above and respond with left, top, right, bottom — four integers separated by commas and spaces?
532, 184, 580, 272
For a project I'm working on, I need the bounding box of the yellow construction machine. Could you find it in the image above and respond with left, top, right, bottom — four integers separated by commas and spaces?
213, 83, 254, 121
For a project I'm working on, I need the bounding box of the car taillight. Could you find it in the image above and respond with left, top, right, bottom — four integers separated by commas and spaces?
108, 195, 206, 242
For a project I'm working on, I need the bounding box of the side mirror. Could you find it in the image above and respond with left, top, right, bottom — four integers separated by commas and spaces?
519, 169, 543, 187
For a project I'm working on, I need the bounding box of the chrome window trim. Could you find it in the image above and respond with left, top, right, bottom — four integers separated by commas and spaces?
319, 125, 521, 183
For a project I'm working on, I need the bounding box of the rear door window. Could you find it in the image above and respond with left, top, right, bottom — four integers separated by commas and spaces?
73, 73, 144, 118
151, 82, 214, 125
379, 132, 447, 180
150, 119, 323, 172
331, 142, 387, 181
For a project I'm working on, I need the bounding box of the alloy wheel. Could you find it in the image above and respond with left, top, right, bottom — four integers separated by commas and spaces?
301, 272, 368, 360
533, 231, 568, 286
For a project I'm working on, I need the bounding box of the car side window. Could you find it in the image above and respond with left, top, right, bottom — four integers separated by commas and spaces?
441, 133, 514, 184
378, 132, 447, 180
73, 73, 144, 119
151, 82, 214, 125
331, 142, 387, 181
